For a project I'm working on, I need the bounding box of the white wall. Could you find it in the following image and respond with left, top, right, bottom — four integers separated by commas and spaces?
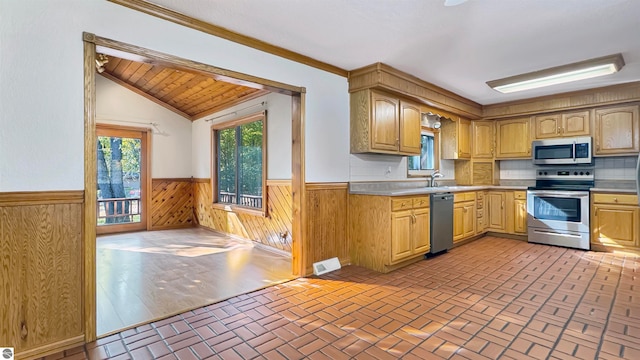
96, 76, 192, 178
191, 92, 292, 180
0, 0, 349, 191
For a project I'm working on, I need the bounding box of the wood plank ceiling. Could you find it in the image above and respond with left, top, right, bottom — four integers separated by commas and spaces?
98, 53, 269, 120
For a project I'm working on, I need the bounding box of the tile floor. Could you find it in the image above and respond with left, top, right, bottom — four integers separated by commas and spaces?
45, 236, 640, 359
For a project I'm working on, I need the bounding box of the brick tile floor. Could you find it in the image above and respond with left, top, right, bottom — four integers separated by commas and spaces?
44, 236, 640, 359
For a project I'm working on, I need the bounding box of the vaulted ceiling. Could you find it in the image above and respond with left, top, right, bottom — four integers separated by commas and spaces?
98, 54, 269, 120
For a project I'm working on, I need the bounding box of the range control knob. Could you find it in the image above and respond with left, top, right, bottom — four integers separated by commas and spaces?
574, 171, 578, 175
580, 172, 584, 175
544, 171, 548, 175
538, 171, 543, 175
586, 171, 590, 175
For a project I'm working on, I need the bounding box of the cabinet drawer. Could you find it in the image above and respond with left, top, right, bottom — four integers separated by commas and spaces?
454, 192, 476, 203
477, 209, 484, 218
391, 198, 413, 211
514, 191, 526, 200
476, 191, 484, 201
412, 196, 430, 209
593, 193, 638, 205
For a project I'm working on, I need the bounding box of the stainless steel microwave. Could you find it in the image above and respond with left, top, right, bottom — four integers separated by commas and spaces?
532, 137, 593, 165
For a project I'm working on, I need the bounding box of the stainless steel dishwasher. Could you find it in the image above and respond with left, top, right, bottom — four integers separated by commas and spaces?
428, 192, 454, 256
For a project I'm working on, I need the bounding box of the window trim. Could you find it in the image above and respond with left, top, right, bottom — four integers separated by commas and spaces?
407, 126, 440, 178
211, 110, 268, 217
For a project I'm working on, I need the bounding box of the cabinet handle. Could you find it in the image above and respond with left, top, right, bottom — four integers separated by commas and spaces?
614, 198, 618, 202
411, 213, 416, 223
21, 321, 28, 340
501, 201, 504, 209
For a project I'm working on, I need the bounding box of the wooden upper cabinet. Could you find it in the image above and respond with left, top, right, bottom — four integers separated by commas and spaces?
594, 104, 640, 156
495, 118, 531, 159
472, 120, 495, 158
441, 117, 471, 159
399, 100, 422, 154
533, 114, 561, 139
350, 89, 420, 155
371, 92, 400, 152
533, 111, 590, 139
562, 110, 590, 137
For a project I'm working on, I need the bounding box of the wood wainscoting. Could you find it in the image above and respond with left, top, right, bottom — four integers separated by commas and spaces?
193, 179, 293, 252
304, 183, 350, 275
0, 191, 85, 360
150, 178, 194, 230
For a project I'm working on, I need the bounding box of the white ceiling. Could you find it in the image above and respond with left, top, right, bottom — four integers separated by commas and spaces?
148, 0, 640, 105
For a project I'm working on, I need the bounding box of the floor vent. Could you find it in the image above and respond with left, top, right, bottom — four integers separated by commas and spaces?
313, 257, 341, 276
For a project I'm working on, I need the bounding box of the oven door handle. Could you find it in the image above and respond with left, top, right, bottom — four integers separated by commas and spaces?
573, 141, 576, 162
528, 191, 590, 198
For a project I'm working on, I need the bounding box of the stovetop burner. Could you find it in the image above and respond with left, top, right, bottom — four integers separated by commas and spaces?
529, 166, 594, 191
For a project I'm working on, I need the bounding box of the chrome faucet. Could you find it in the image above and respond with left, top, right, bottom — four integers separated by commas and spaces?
430, 170, 444, 187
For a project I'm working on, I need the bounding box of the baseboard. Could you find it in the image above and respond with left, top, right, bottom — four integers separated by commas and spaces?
17, 335, 84, 360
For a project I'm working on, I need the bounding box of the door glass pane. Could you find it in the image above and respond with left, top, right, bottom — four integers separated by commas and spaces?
97, 136, 142, 225
535, 144, 573, 160
533, 196, 581, 222
217, 128, 237, 204
238, 121, 263, 209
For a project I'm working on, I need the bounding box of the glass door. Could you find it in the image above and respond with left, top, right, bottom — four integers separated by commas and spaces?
96, 125, 149, 234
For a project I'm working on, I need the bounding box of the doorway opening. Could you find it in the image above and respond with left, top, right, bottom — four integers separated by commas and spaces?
84, 33, 305, 341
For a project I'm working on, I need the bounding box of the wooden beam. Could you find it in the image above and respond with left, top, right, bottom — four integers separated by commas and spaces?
107, 0, 348, 78
99, 72, 194, 120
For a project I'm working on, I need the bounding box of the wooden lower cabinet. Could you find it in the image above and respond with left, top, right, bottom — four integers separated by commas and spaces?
476, 191, 488, 234
350, 195, 430, 273
591, 193, 640, 250
487, 190, 526, 235
453, 192, 476, 243
487, 191, 506, 232
514, 197, 527, 234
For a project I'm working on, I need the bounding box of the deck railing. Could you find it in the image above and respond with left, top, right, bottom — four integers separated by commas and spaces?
97, 197, 141, 224
219, 192, 262, 208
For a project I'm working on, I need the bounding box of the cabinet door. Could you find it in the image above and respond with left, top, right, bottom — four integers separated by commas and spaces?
371, 91, 400, 152
413, 208, 431, 254
594, 105, 640, 155
399, 101, 421, 155
472, 120, 494, 158
462, 203, 476, 238
514, 199, 527, 234
453, 203, 465, 242
533, 114, 561, 139
391, 211, 413, 263
562, 110, 590, 137
496, 118, 531, 158
592, 205, 639, 248
458, 118, 472, 159
487, 192, 506, 231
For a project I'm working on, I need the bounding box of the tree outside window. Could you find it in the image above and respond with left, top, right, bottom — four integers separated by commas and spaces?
213, 111, 267, 214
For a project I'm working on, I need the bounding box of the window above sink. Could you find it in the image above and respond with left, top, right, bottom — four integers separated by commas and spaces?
408, 127, 439, 177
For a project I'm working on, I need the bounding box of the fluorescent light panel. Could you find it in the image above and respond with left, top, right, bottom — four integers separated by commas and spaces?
487, 53, 625, 94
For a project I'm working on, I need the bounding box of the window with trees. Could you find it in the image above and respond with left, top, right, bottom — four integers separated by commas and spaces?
408, 128, 439, 177
212, 111, 267, 215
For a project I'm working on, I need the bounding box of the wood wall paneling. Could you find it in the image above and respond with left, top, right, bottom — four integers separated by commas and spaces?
193, 179, 293, 252
150, 178, 194, 230
304, 183, 350, 275
0, 193, 84, 360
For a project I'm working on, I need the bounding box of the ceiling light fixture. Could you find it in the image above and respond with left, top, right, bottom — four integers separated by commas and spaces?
95, 53, 109, 73
486, 53, 625, 94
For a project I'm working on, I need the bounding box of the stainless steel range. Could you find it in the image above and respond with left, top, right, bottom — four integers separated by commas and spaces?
526, 167, 594, 250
